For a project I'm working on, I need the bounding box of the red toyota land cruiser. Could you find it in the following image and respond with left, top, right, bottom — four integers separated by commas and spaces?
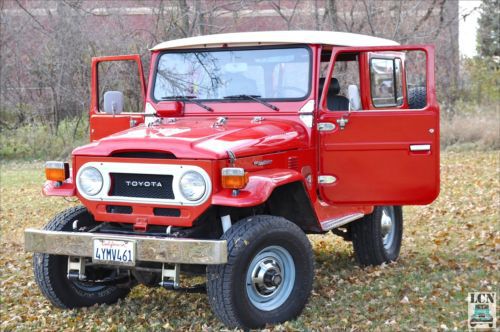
26, 31, 439, 329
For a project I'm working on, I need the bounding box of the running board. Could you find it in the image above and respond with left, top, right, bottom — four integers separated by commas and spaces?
320, 213, 365, 231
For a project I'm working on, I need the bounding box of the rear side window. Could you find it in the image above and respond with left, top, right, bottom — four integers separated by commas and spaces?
370, 58, 403, 108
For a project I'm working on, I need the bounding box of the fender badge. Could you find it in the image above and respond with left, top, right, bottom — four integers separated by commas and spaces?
253, 160, 273, 166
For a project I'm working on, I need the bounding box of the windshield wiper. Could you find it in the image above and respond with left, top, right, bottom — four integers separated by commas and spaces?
223, 94, 279, 111
161, 95, 213, 112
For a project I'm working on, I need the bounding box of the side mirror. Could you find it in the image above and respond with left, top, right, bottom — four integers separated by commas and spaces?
103, 91, 124, 114
348, 85, 361, 111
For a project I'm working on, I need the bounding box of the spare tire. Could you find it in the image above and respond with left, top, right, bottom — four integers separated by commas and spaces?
408, 86, 427, 109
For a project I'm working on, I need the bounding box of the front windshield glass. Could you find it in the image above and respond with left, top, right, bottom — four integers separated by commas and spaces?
153, 47, 310, 101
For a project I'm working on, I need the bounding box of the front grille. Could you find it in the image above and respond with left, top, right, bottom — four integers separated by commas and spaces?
110, 173, 174, 199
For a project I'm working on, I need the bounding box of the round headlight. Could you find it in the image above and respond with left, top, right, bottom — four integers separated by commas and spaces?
78, 167, 103, 196
179, 171, 206, 201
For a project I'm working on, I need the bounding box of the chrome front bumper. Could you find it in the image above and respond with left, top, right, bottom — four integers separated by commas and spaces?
24, 228, 227, 265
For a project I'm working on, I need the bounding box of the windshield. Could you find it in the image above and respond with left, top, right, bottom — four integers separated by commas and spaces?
153, 47, 310, 101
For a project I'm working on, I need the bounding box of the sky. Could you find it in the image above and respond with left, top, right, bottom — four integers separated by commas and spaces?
459, 0, 482, 58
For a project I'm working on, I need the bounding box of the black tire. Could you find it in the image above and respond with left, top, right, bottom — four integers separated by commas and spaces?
33, 206, 131, 308
351, 206, 403, 266
408, 86, 427, 109
206, 215, 314, 329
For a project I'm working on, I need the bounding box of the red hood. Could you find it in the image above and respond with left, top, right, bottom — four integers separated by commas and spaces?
73, 117, 309, 159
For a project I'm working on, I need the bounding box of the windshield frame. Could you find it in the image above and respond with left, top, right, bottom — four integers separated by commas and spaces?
151, 44, 313, 104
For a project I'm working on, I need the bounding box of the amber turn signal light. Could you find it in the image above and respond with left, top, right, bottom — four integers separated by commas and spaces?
45, 161, 70, 182
221, 167, 249, 189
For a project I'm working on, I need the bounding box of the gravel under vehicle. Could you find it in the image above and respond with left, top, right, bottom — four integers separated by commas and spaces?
25, 30, 440, 329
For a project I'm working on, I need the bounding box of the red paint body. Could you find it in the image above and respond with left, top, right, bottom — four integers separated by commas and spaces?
44, 43, 440, 230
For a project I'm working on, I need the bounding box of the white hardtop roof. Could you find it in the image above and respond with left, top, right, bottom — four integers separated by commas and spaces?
151, 30, 399, 51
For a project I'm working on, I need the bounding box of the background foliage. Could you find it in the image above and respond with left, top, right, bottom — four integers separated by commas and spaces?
0, 0, 498, 160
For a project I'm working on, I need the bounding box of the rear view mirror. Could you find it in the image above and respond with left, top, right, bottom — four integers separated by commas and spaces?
348, 85, 361, 111
103, 91, 124, 114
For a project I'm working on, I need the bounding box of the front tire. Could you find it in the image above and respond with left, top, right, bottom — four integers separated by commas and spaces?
351, 206, 403, 266
206, 215, 314, 329
33, 206, 131, 308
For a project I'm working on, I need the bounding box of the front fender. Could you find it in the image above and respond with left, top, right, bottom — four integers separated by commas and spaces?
42, 179, 76, 197
212, 169, 305, 207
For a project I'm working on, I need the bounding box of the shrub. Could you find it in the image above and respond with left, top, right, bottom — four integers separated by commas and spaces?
0, 117, 88, 160
441, 104, 500, 151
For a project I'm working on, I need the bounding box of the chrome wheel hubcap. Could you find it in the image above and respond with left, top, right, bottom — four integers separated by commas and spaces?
246, 245, 295, 311
381, 207, 396, 250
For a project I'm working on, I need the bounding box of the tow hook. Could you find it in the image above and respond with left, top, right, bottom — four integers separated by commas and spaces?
159, 263, 180, 289
67, 256, 86, 281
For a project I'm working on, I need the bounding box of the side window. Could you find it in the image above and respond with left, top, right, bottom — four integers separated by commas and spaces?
98, 61, 143, 113
370, 58, 403, 108
369, 51, 428, 110
333, 59, 360, 97
405, 51, 427, 109
321, 54, 360, 111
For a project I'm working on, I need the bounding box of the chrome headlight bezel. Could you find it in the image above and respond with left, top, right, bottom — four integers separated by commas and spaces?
179, 171, 207, 201
77, 166, 103, 196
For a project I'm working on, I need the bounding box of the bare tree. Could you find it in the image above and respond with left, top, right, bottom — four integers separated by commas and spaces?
0, 0, 461, 132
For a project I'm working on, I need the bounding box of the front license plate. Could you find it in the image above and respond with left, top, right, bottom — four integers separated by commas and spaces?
93, 239, 136, 266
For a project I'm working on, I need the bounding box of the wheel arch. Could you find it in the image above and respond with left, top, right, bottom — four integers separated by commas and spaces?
265, 181, 320, 233
213, 173, 321, 233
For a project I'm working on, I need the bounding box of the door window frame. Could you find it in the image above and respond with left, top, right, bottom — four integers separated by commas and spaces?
319, 45, 436, 114
90, 55, 147, 115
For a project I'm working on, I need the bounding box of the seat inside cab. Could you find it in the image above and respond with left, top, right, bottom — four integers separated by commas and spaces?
319, 52, 359, 111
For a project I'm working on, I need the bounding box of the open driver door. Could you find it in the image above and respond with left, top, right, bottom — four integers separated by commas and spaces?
317, 45, 439, 206
89, 55, 146, 141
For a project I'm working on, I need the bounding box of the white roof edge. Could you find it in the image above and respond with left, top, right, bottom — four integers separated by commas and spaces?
151, 30, 399, 51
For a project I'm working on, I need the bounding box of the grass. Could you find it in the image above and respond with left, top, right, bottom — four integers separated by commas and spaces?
0, 152, 499, 331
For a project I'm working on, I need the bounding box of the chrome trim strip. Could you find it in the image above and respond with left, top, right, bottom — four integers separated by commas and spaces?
409, 144, 431, 152
320, 213, 364, 231
317, 122, 335, 131
76, 162, 212, 206
25, 228, 227, 265
318, 175, 336, 184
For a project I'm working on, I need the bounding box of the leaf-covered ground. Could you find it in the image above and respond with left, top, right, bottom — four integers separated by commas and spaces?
1, 152, 498, 331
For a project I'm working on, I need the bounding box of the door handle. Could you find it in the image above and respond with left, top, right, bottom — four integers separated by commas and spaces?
409, 144, 431, 152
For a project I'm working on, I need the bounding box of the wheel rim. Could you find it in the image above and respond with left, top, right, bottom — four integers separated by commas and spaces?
380, 206, 396, 250
245, 245, 295, 311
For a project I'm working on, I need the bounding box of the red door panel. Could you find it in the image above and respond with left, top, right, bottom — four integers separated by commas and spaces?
319, 110, 438, 205
90, 114, 144, 141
